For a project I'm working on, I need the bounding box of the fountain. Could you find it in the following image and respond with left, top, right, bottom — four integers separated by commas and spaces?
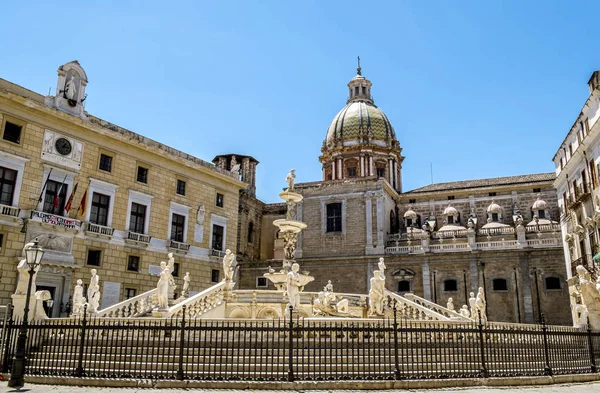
263, 170, 314, 306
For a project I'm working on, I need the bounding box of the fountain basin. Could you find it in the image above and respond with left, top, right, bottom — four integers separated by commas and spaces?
263, 271, 314, 291
273, 219, 307, 233
278, 191, 303, 203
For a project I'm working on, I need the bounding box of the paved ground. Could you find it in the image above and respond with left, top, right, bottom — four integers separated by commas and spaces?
3, 381, 600, 392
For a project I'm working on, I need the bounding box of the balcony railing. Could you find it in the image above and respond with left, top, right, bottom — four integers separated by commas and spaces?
85, 222, 115, 238
0, 204, 20, 218
432, 230, 468, 239
525, 223, 560, 233
126, 231, 152, 245
211, 249, 226, 258
477, 226, 515, 236
567, 183, 592, 210
169, 239, 190, 252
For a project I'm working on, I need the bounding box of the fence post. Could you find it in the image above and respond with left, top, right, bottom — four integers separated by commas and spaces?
2, 304, 14, 373
541, 314, 552, 376
287, 305, 294, 382
477, 310, 488, 378
392, 299, 401, 380
74, 304, 88, 377
587, 322, 597, 373
177, 305, 186, 380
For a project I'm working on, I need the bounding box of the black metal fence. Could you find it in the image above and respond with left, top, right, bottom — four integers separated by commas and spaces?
1, 304, 599, 381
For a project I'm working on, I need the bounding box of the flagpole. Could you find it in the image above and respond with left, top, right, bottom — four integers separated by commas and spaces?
36, 168, 53, 210
53, 174, 68, 215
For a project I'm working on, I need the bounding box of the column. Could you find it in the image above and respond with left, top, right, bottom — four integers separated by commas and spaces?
388, 158, 393, 184
369, 155, 374, 176
422, 262, 431, 301
375, 194, 385, 253
331, 162, 336, 180
338, 158, 343, 180
393, 160, 398, 190
360, 155, 365, 177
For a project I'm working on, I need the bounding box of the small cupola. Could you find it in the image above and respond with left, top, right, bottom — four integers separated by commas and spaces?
443, 204, 459, 225
347, 57, 373, 104
403, 206, 418, 227
486, 199, 503, 222
532, 195, 548, 219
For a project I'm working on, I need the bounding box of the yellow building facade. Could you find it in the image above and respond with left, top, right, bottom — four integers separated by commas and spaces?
0, 61, 245, 316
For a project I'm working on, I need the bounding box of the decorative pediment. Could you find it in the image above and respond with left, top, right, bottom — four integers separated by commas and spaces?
392, 268, 416, 280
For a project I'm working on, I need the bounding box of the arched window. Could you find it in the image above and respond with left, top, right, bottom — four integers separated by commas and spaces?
247, 222, 254, 243
443, 279, 457, 292
545, 276, 562, 290
398, 280, 411, 292
492, 278, 508, 291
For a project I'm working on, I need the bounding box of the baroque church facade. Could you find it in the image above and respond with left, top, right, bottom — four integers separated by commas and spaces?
235, 65, 572, 325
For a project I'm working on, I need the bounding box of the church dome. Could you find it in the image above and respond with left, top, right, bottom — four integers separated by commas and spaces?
325, 101, 396, 144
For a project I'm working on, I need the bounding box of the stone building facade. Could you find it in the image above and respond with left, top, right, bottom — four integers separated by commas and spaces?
238, 64, 571, 325
0, 61, 245, 316
553, 70, 600, 325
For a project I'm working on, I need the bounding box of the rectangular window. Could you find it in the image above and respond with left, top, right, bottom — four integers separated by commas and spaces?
89, 192, 110, 226
347, 167, 357, 178
2, 120, 22, 144
443, 279, 458, 292
127, 255, 140, 272
212, 224, 224, 250
491, 212, 499, 222
0, 166, 17, 206
136, 166, 148, 184
172, 262, 180, 277
591, 160, 598, 189
326, 202, 342, 232
409, 199, 416, 204
538, 210, 546, 219
129, 202, 147, 234
256, 276, 268, 288
488, 192, 496, 197
99, 153, 113, 172
216, 192, 224, 207
125, 288, 137, 299
447, 196, 455, 200
533, 188, 541, 193
447, 216, 454, 224
376, 168, 385, 178
0, 233, 4, 253
87, 249, 102, 266
211, 269, 220, 283
585, 118, 590, 135
176, 179, 186, 196
42, 180, 67, 214
170, 213, 186, 242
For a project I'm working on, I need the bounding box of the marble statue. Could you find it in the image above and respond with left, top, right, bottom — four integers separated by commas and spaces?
223, 249, 236, 281
182, 272, 191, 298
368, 270, 386, 316
475, 287, 487, 323
468, 292, 477, 319
87, 269, 101, 313
15, 242, 39, 296
285, 169, 296, 192
286, 263, 302, 311
282, 232, 297, 260
65, 76, 77, 100
576, 265, 600, 330
313, 280, 350, 316
72, 279, 85, 316
286, 200, 297, 220
157, 261, 170, 310
460, 305, 471, 318
166, 252, 177, 297
378, 257, 386, 277
447, 297, 455, 312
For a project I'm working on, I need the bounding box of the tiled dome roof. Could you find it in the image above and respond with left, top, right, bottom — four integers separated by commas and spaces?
326, 101, 396, 144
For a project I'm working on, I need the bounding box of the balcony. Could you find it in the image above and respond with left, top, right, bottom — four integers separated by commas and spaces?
30, 210, 81, 231
85, 222, 115, 238
169, 239, 190, 253
571, 255, 595, 279
0, 204, 20, 222
211, 248, 226, 258
477, 226, 515, 236
567, 183, 592, 210
125, 231, 152, 246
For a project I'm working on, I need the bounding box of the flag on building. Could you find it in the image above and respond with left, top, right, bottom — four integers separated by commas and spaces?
64, 183, 78, 213
52, 175, 68, 210
77, 189, 88, 216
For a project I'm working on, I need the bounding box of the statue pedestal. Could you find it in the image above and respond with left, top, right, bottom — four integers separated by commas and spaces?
11, 294, 46, 322
151, 309, 170, 318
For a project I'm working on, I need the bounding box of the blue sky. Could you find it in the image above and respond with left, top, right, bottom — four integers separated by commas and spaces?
1, 1, 599, 202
